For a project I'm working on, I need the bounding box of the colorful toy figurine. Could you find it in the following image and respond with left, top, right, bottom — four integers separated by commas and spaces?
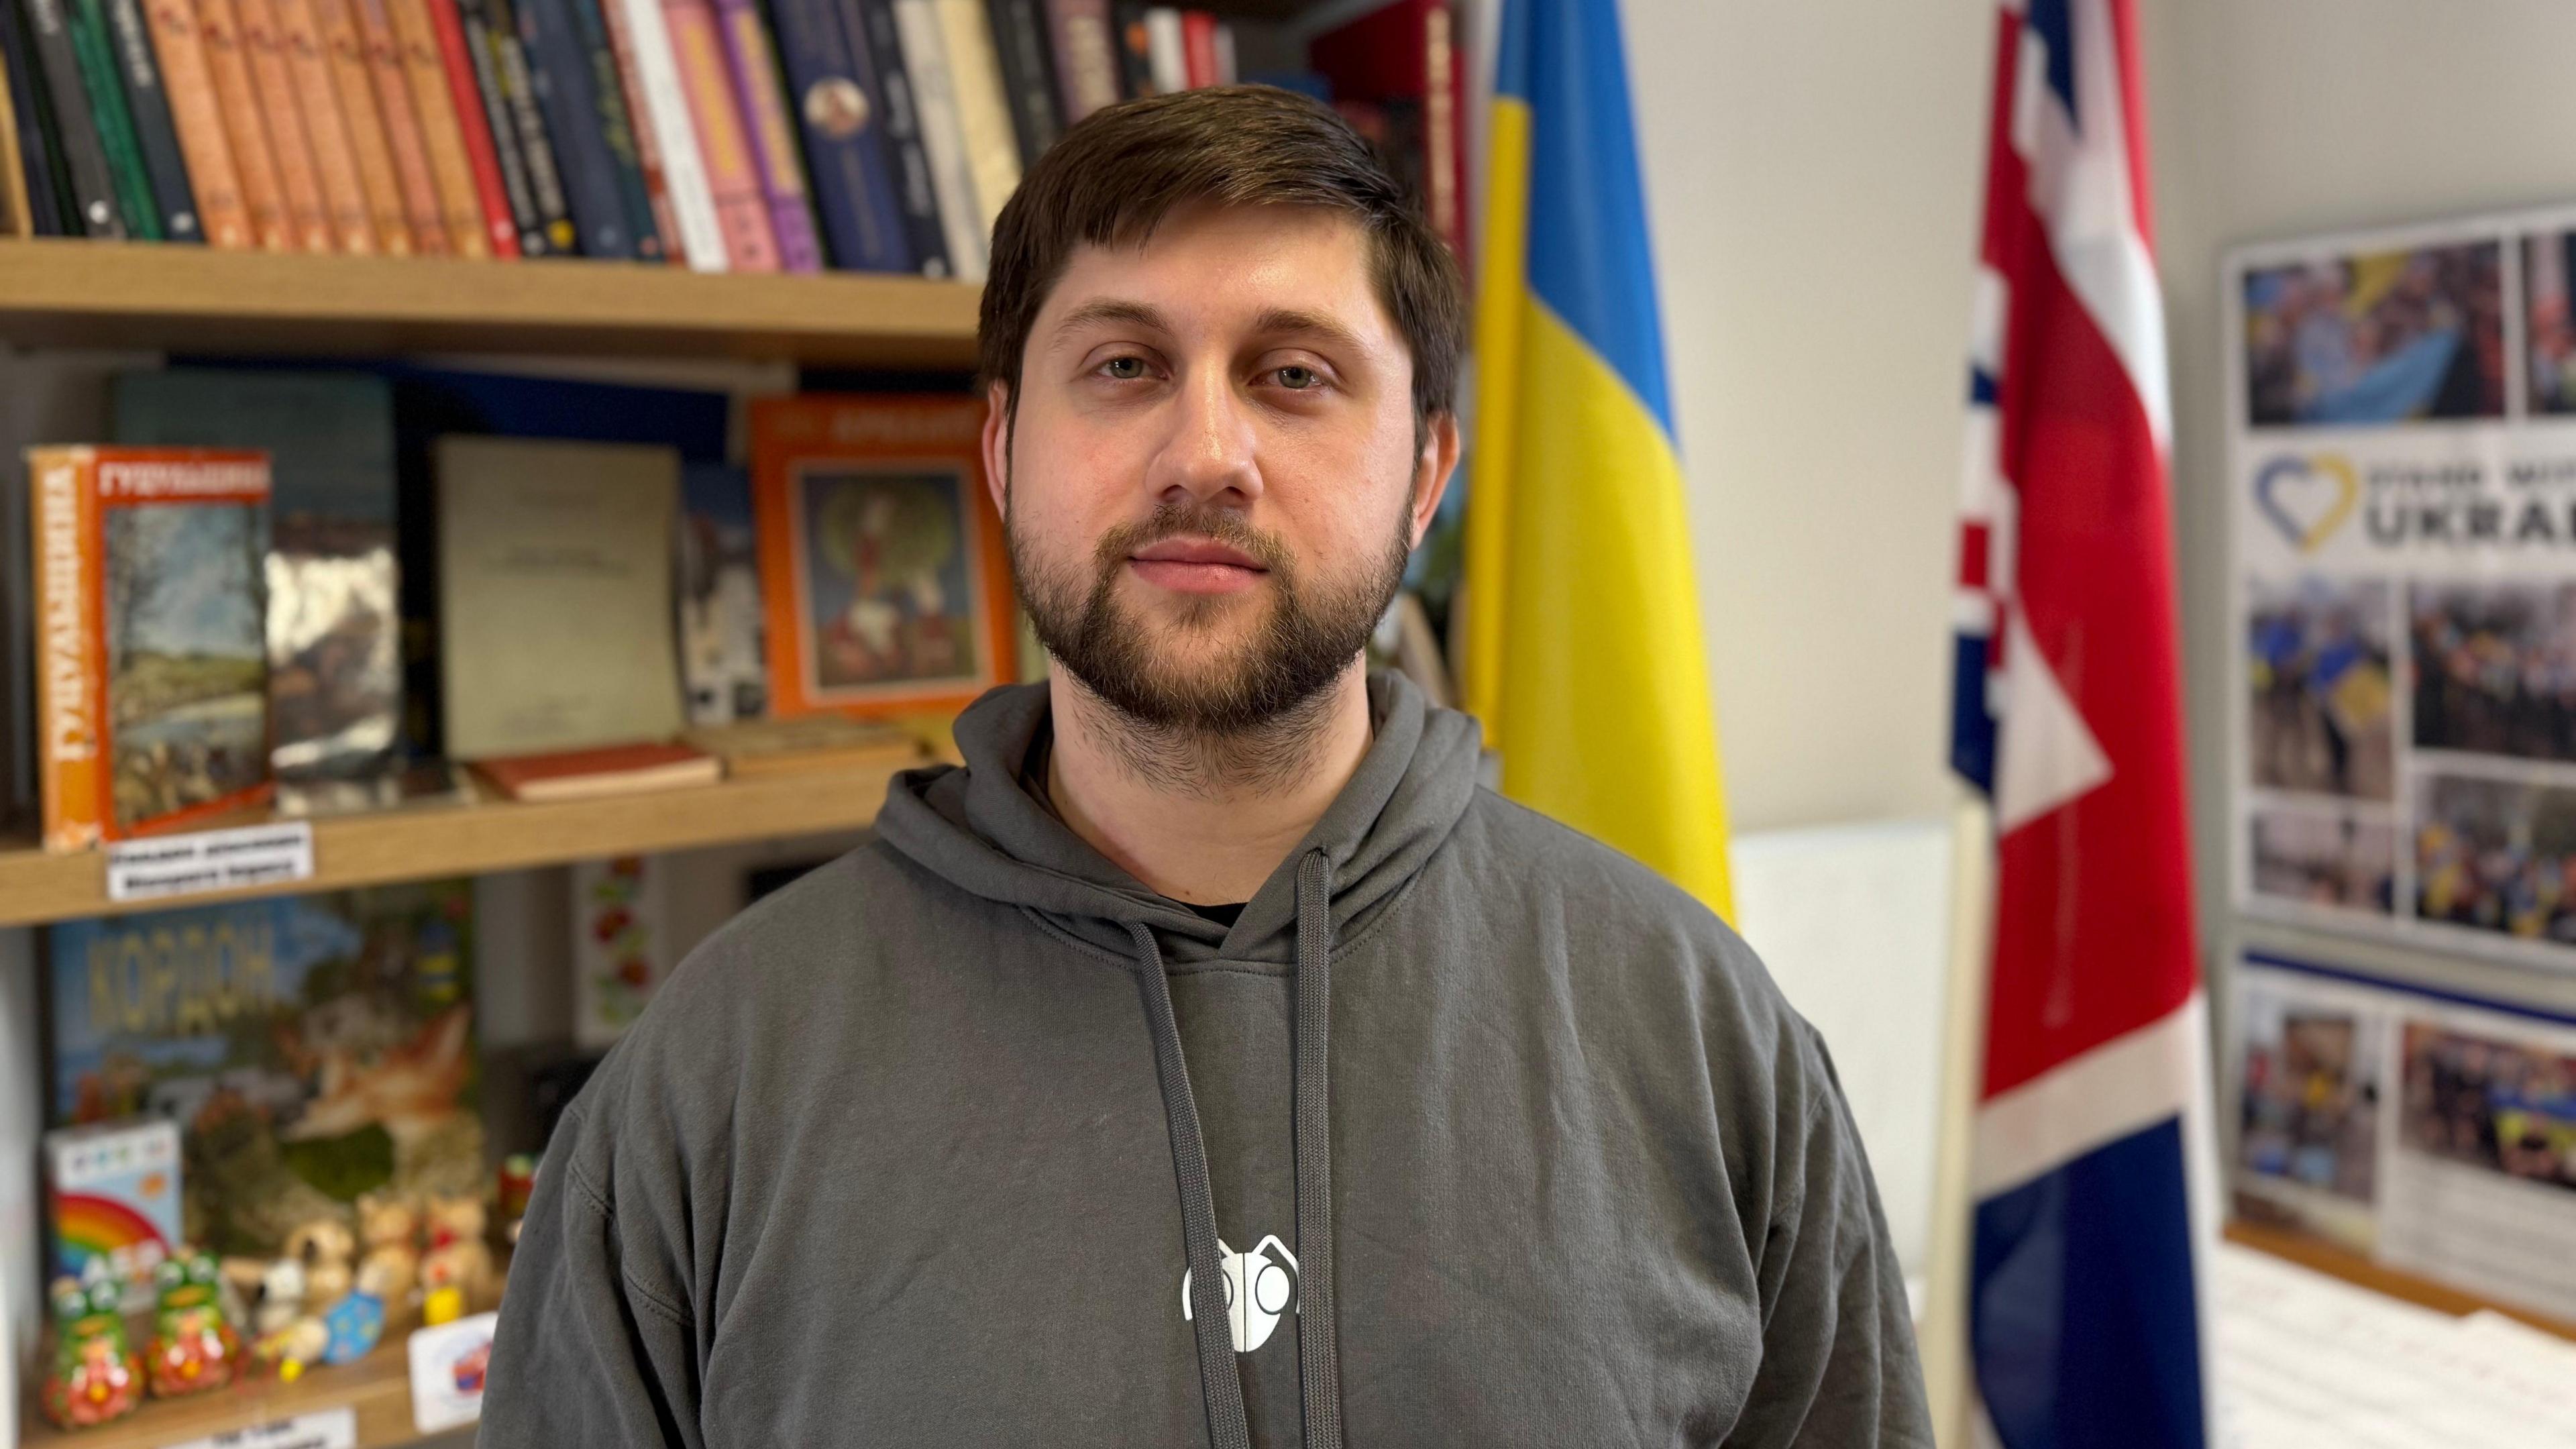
145, 1252, 241, 1397
354, 1191, 421, 1308
319, 1289, 386, 1366
419, 1194, 498, 1310
41, 1277, 144, 1430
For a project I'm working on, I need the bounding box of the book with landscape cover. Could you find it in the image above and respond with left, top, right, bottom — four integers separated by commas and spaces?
113, 370, 405, 814
25, 445, 272, 851
750, 394, 1017, 719
46, 879, 483, 1258
436, 435, 683, 758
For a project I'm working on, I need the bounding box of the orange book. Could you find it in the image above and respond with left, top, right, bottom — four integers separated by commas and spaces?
233, 0, 335, 250
382, 0, 485, 256
139, 0, 255, 248
272, 0, 377, 251
352, 0, 447, 253
749, 395, 1018, 720
314, 0, 413, 252
193, 0, 292, 248
471, 742, 721, 802
25, 447, 276, 852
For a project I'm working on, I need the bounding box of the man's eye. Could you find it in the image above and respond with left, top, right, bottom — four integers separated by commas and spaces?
1274, 366, 1320, 390
1101, 356, 1148, 380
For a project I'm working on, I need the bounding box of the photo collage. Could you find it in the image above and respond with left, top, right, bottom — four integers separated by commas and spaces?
2233, 209, 2576, 969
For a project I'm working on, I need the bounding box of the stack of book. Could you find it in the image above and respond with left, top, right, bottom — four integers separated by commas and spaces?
0, 0, 1470, 275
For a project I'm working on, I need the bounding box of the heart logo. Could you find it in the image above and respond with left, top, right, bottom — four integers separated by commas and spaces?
2254, 453, 2359, 553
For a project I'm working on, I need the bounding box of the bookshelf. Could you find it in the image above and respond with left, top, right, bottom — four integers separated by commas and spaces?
17, 1334, 422, 1449
0, 239, 983, 365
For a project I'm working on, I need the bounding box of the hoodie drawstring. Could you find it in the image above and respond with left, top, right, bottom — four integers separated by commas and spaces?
1128, 847, 1345, 1449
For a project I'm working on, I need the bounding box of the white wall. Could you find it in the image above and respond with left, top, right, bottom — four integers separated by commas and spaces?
1624, 0, 1991, 836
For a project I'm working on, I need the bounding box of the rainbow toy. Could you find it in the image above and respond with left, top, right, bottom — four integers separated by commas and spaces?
46, 1119, 183, 1313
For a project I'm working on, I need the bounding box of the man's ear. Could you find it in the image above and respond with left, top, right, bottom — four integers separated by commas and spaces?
979, 380, 1014, 519
1409, 411, 1462, 546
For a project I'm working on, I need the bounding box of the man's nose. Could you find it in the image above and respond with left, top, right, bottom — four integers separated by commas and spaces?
1150, 365, 1261, 507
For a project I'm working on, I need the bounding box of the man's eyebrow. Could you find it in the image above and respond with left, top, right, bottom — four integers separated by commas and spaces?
1250, 307, 1366, 354
1052, 299, 1173, 336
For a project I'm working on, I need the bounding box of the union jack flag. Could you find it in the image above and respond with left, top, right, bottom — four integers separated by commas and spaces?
1951, 1, 2215, 1445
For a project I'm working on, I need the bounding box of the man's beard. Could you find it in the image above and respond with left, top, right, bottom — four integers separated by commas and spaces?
1008, 494, 1413, 739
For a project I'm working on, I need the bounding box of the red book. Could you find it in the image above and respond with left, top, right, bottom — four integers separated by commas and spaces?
472, 741, 722, 802
422, 0, 518, 255
1178, 8, 1212, 88
1308, 0, 1466, 274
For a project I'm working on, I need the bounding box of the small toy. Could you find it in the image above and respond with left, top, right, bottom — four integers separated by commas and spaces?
421, 1285, 466, 1327
45, 1119, 182, 1314
355, 1191, 421, 1307
254, 1256, 307, 1336
320, 1290, 386, 1365
41, 1277, 144, 1430
419, 1194, 497, 1309
146, 1252, 241, 1398
253, 1316, 329, 1384
282, 1216, 356, 1310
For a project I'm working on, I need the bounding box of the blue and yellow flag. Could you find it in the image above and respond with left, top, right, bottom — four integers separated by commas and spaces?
1462, 0, 1733, 916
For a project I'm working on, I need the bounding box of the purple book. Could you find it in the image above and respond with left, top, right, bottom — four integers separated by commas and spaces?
710, 0, 825, 271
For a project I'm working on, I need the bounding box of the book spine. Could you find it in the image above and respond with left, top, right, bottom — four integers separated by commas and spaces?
610, 0, 718, 266
352, 0, 447, 250
21, 0, 125, 237
840, 0, 940, 276
706, 0, 810, 269
191, 0, 287, 245
588, 0, 675, 260
1036, 0, 1106, 125
562, 0, 659, 260
659, 0, 769, 268
1174, 4, 1204, 88
0, 34, 28, 232
1138, 3, 1177, 94
517, 0, 629, 256
929, 0, 1008, 233
66, 0, 162, 235
100, 0, 200, 237
311, 0, 408, 248
1107, 0, 1146, 99
384, 0, 488, 253
28, 447, 104, 853
1426, 0, 1462, 268
137, 0, 251, 245
889, 0, 974, 276
272, 0, 376, 249
234, 0, 333, 247
982, 0, 1053, 167
482, 0, 572, 251
1208, 11, 1226, 83
453, 0, 544, 252
763, 0, 899, 272
4, 0, 72, 234
423, 0, 515, 252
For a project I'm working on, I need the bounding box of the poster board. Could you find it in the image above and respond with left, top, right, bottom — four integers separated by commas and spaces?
2226, 208, 2576, 970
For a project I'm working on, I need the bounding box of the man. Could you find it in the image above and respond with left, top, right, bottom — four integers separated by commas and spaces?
484, 86, 1928, 1448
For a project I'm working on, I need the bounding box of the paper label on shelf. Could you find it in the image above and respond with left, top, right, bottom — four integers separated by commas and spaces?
105, 821, 315, 902
409, 1311, 500, 1434
164, 1406, 359, 1449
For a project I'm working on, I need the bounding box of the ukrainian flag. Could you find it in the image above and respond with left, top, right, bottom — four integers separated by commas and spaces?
1462, 0, 1733, 916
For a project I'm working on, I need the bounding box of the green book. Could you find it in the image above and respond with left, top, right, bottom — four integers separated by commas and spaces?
61, 0, 154, 237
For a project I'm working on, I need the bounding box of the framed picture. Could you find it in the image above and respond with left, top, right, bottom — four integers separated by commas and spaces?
751, 396, 1018, 718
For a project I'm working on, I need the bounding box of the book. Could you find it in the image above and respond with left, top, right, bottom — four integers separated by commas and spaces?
676, 460, 764, 724
3, 0, 70, 235
682, 712, 916, 773
839, 0, 943, 275
47, 881, 485, 1259
1138, 2, 1176, 93
984, 0, 1055, 167
191, 0, 290, 246
274, 0, 380, 250
477, 0, 576, 253
385, 0, 490, 254
708, 0, 816, 270
585, 0, 674, 258
660, 0, 771, 267
470, 739, 716, 798
931, 0, 1011, 232
353, 0, 448, 252
750, 395, 1017, 718
1038, 0, 1108, 126
24, 445, 272, 850
113, 370, 404, 803
435, 435, 683, 757
451, 0, 543, 252
422, 0, 517, 253
570, 855, 672, 1049
1309, 0, 1466, 266
137, 0, 248, 246
44, 1118, 182, 1313
65, 0, 162, 236
561, 0, 661, 260
20, 0, 129, 235
767, 0, 906, 272
609, 0, 722, 266
517, 0, 630, 256
1108, 0, 1148, 99
315, 0, 413, 250
1175, 4, 1205, 87
233, 0, 335, 248
99, 0, 201, 238
890, 0, 976, 276
0, 22, 30, 233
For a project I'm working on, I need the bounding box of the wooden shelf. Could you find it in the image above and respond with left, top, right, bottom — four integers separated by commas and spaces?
0, 759, 913, 927
2224, 1218, 2576, 1342
0, 239, 982, 366
20, 1336, 425, 1449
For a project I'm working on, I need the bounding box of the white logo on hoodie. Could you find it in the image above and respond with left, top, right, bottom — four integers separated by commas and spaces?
1181, 1236, 1299, 1352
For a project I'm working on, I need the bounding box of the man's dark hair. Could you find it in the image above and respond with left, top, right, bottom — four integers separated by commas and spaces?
977, 85, 1465, 431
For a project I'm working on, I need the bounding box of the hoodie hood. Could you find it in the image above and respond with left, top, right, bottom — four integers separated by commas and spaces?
876, 670, 1483, 965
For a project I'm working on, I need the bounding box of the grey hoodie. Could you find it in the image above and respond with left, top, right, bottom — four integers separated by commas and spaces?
480, 674, 1931, 1447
